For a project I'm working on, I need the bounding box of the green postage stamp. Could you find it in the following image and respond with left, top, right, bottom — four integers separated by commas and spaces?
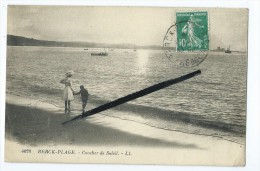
176, 11, 209, 51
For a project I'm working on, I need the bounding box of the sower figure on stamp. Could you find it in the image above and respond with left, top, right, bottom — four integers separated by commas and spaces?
60, 71, 74, 114
74, 85, 89, 113
182, 14, 204, 48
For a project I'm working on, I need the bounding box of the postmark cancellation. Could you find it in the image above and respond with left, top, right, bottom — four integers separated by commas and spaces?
163, 11, 209, 68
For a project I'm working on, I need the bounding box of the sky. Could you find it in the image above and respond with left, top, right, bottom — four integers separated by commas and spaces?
7, 6, 248, 51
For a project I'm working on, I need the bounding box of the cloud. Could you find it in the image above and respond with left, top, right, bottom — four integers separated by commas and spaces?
7, 6, 248, 51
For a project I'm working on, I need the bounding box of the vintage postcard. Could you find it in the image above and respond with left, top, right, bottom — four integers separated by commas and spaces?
5, 6, 248, 166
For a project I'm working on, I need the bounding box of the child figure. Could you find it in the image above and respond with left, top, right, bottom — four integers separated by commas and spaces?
74, 85, 89, 113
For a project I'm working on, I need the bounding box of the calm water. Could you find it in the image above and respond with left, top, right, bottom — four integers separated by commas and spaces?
6, 46, 247, 143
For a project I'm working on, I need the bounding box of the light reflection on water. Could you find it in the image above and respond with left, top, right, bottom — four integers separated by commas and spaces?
136, 50, 150, 75
6, 46, 247, 135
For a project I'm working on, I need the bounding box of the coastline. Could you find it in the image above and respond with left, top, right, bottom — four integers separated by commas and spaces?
5, 94, 245, 165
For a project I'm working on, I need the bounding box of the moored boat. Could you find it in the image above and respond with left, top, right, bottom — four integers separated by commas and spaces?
91, 52, 108, 56
91, 48, 108, 56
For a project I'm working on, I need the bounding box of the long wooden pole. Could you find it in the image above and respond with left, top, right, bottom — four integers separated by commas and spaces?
62, 70, 201, 125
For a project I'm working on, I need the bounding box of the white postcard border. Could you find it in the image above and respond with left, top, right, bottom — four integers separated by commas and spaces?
0, 0, 259, 171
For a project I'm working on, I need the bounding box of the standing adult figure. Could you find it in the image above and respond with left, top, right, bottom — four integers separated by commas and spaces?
60, 71, 74, 113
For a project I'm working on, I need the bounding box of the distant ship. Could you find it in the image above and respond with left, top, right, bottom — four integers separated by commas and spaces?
91, 52, 108, 56
225, 45, 232, 53
91, 48, 108, 56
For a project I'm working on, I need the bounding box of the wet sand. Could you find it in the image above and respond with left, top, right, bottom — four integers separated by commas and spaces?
5, 103, 197, 148
5, 95, 245, 165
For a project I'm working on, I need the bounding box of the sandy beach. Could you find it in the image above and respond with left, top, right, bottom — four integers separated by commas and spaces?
4, 94, 245, 165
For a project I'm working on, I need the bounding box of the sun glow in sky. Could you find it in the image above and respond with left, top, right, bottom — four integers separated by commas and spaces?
8, 6, 248, 51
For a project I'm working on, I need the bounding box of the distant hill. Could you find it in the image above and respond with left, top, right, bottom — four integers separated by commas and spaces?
7, 35, 169, 50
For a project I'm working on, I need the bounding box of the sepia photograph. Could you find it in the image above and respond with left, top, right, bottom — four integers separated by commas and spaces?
4, 6, 248, 166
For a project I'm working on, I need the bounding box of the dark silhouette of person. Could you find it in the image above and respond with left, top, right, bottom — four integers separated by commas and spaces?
74, 85, 89, 113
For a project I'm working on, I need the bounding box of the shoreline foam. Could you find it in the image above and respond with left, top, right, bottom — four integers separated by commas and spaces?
5, 95, 245, 165
6, 93, 245, 144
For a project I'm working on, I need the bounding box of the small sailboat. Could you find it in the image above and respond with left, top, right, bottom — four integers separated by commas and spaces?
91, 48, 108, 56
225, 45, 231, 53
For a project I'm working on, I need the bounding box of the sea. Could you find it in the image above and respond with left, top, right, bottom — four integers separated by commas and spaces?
6, 46, 247, 144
